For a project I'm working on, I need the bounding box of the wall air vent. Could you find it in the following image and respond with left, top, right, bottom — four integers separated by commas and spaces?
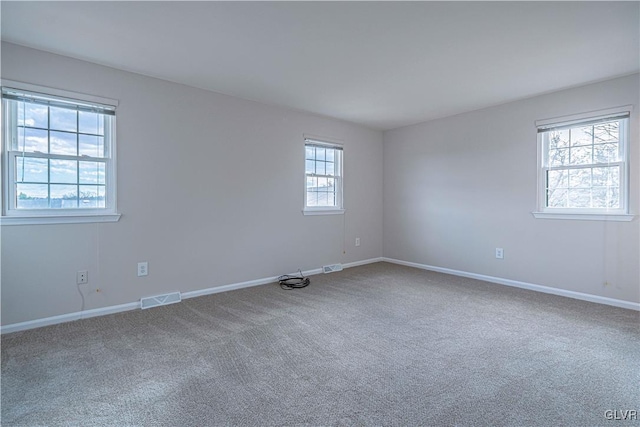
323, 264, 343, 274
140, 292, 182, 310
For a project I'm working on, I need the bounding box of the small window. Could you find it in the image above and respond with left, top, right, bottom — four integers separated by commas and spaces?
304, 137, 344, 215
536, 108, 631, 219
2, 84, 119, 224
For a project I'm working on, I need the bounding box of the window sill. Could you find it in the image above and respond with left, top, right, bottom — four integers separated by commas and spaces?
302, 209, 345, 216
1, 213, 122, 226
532, 212, 634, 222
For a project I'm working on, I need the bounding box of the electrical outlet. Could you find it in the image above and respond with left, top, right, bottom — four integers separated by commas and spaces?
355, 237, 361, 247
137, 262, 148, 277
495, 248, 504, 259
77, 270, 88, 284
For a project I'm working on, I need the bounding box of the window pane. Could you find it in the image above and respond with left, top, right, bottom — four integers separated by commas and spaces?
79, 161, 105, 184
79, 111, 103, 135
548, 129, 569, 149
548, 148, 569, 167
307, 191, 318, 206
305, 160, 315, 174
79, 134, 105, 158
568, 168, 591, 189
19, 102, 48, 129
326, 161, 335, 176
592, 188, 607, 208
327, 177, 335, 190
547, 169, 567, 189
547, 188, 567, 208
315, 161, 326, 175
318, 177, 328, 190
50, 184, 77, 208
49, 106, 77, 132
568, 189, 590, 208
593, 143, 619, 163
50, 131, 77, 156
17, 128, 48, 153
16, 157, 48, 183
305, 147, 315, 160
97, 186, 106, 208
593, 122, 618, 144
315, 147, 325, 161
608, 188, 620, 208
570, 126, 592, 147
592, 166, 619, 187
317, 191, 333, 207
326, 149, 335, 162
16, 183, 48, 209
306, 176, 317, 191
79, 185, 100, 208
569, 146, 592, 165
50, 160, 77, 184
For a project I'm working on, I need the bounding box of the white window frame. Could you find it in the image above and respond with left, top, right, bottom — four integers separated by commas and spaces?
1, 80, 121, 225
533, 105, 634, 222
303, 135, 344, 216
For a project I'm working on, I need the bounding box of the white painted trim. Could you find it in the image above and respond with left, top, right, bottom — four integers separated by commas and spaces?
302, 209, 345, 216
1, 79, 119, 108
0, 257, 383, 334
535, 105, 633, 129
303, 133, 344, 146
382, 257, 640, 311
0, 302, 139, 335
532, 212, 634, 222
181, 267, 324, 300
343, 257, 384, 269
1, 213, 121, 226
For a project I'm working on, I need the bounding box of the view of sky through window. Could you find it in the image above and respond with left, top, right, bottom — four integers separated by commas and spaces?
13, 100, 108, 209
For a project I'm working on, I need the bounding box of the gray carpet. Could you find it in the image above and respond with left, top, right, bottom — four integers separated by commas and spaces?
2, 262, 639, 426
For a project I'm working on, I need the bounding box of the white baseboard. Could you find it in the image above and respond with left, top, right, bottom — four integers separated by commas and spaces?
0, 302, 140, 335
1, 257, 383, 334
181, 267, 324, 300
343, 257, 384, 269
181, 258, 384, 299
382, 257, 640, 311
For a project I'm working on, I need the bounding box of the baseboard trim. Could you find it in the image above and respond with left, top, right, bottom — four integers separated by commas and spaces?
1, 257, 383, 334
181, 267, 325, 300
382, 257, 640, 311
0, 302, 140, 335
343, 257, 384, 269
181, 257, 384, 300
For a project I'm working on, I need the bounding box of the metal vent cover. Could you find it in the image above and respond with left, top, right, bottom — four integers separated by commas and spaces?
323, 264, 343, 274
140, 292, 182, 310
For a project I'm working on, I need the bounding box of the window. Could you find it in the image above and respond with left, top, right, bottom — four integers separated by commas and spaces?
535, 107, 632, 221
2, 83, 120, 224
304, 137, 344, 215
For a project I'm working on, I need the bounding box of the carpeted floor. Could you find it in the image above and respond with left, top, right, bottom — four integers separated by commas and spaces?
2, 262, 639, 426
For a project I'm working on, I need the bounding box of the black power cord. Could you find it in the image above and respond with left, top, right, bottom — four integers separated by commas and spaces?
278, 270, 310, 290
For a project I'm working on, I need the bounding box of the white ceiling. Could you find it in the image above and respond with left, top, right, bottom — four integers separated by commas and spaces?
1, 2, 638, 130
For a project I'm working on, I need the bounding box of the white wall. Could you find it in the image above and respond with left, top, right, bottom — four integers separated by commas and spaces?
384, 74, 640, 304
2, 43, 637, 329
0, 43, 384, 326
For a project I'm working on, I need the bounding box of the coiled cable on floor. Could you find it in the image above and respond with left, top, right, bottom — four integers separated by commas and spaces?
278, 270, 310, 290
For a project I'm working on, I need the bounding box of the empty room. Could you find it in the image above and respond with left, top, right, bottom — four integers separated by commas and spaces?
1, 2, 638, 426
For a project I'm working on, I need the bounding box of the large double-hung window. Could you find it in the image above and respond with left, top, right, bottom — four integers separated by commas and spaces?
2, 83, 119, 224
304, 136, 344, 215
535, 106, 632, 221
